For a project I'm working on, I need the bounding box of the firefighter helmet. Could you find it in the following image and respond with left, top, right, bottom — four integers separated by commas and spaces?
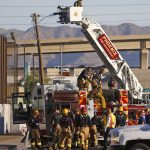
118, 106, 123, 112
62, 108, 69, 116
33, 109, 39, 115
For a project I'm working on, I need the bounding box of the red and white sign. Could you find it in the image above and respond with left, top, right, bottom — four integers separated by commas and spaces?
97, 34, 119, 59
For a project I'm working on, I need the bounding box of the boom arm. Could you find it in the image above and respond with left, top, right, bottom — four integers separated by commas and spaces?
54, 6, 143, 100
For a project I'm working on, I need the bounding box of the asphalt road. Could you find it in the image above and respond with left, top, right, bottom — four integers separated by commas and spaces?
26, 147, 105, 150
0, 135, 106, 150
0, 145, 105, 150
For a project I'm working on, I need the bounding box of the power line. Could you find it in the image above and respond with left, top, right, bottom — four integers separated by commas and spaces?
0, 11, 150, 20
0, 16, 32, 18
85, 4, 150, 6
1, 18, 150, 26
1, 11, 150, 18
86, 12, 150, 16
1, 4, 150, 7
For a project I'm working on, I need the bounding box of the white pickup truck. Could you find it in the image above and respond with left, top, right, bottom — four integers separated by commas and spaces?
109, 124, 150, 150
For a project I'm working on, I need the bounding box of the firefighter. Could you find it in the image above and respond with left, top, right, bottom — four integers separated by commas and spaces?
108, 76, 116, 89
89, 68, 105, 99
77, 67, 93, 91
92, 68, 105, 87
72, 109, 80, 148
146, 109, 150, 124
78, 107, 92, 150
104, 107, 116, 150
59, 108, 73, 150
90, 113, 98, 147
115, 106, 126, 127
74, 0, 83, 7
27, 109, 42, 149
50, 109, 62, 150
138, 110, 146, 125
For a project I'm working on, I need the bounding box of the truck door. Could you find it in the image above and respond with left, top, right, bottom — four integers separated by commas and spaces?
12, 92, 31, 124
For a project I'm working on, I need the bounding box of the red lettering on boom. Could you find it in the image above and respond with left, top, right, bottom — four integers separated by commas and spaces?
97, 34, 119, 59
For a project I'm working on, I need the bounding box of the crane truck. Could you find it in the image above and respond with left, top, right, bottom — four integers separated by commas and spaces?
53, 3, 150, 150
54, 5, 143, 101
11, 1, 150, 149
53, 3, 147, 120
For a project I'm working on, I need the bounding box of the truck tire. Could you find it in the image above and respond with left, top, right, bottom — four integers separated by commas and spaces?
130, 143, 150, 150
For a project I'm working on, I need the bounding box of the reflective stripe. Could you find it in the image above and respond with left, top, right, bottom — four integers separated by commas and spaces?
67, 144, 71, 148
110, 113, 116, 128
59, 144, 64, 148
31, 142, 35, 145
37, 142, 42, 146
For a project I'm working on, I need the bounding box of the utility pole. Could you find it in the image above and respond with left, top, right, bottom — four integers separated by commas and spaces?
10, 32, 18, 93
31, 13, 44, 85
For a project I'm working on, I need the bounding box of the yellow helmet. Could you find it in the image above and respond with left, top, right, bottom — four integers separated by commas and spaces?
62, 108, 68, 115
33, 109, 39, 115
118, 106, 123, 112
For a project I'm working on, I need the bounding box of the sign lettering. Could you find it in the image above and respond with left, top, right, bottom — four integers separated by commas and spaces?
98, 34, 119, 59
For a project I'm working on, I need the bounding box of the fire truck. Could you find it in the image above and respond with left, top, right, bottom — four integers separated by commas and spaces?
53, 3, 150, 121
11, 1, 150, 148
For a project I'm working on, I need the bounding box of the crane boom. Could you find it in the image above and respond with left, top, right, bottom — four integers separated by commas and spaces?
54, 6, 143, 100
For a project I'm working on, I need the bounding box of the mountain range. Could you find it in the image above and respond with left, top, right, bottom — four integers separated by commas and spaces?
1, 23, 150, 40
4, 23, 147, 68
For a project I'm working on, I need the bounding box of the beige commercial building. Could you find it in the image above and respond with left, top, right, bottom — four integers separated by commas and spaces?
7, 34, 150, 90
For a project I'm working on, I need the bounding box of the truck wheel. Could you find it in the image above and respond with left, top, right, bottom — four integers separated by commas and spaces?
130, 143, 150, 150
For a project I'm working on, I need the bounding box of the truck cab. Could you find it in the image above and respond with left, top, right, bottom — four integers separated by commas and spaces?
109, 124, 150, 150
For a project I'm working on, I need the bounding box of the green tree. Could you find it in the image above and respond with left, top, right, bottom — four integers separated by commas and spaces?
24, 74, 38, 93
24, 72, 51, 93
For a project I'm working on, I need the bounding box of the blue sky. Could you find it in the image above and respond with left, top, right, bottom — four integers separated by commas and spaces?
0, 0, 150, 30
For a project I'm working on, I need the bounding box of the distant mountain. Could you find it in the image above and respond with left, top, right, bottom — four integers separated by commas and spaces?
3, 23, 146, 68
1, 23, 150, 40
102, 23, 150, 35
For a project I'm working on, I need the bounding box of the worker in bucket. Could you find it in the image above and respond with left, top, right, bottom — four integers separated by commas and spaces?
74, 0, 83, 7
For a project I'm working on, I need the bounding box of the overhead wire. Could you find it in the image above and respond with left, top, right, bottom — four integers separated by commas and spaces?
2, 17, 150, 26
1, 4, 150, 7
1, 11, 150, 17
0, 3, 150, 27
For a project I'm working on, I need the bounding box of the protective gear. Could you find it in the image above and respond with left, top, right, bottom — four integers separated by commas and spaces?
118, 106, 123, 112
116, 112, 126, 127
108, 76, 116, 89
90, 115, 99, 147
50, 110, 62, 150
59, 115, 73, 150
77, 113, 92, 150
62, 108, 69, 116
91, 80, 98, 89
33, 109, 39, 116
77, 67, 92, 90
27, 111, 42, 149
80, 107, 87, 114
90, 125, 98, 147
51, 124, 61, 150
72, 110, 80, 148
